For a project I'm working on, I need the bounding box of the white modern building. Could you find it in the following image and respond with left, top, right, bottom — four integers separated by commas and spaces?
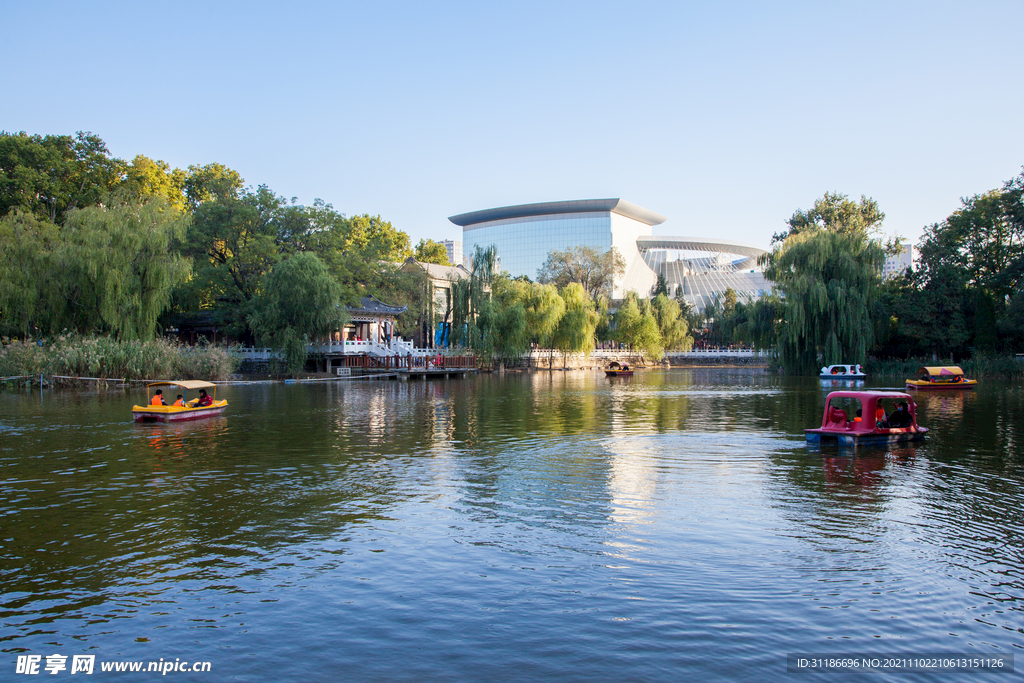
883, 242, 917, 280
449, 198, 769, 310
440, 239, 464, 268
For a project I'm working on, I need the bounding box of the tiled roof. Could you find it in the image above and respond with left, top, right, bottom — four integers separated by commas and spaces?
347, 295, 407, 315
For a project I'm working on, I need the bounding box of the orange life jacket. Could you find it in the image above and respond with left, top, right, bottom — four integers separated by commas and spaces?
173, 399, 185, 407
151, 394, 165, 406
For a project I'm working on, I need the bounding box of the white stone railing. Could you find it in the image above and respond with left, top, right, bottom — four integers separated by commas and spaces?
235, 336, 432, 360
665, 348, 773, 358
236, 348, 277, 360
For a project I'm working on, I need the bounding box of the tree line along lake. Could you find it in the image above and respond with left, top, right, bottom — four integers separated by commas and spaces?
1, 368, 1022, 681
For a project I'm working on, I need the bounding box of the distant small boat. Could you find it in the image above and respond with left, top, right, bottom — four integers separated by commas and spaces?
805, 390, 928, 449
819, 364, 866, 379
605, 361, 634, 377
905, 366, 976, 390
132, 380, 228, 422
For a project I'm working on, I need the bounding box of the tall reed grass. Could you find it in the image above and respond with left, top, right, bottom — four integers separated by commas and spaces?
0, 335, 240, 382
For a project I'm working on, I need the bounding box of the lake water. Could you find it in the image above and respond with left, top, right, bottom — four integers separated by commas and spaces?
1, 369, 1022, 681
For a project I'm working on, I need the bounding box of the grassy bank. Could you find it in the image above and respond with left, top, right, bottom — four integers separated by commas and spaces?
869, 355, 1024, 380
0, 336, 240, 383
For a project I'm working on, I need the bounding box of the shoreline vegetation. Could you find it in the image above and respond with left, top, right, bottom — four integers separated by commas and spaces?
3, 334, 1023, 386
2, 131, 1022, 378
0, 336, 239, 384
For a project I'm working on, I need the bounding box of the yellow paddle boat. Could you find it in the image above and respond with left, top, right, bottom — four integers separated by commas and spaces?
132, 380, 228, 422
905, 366, 977, 390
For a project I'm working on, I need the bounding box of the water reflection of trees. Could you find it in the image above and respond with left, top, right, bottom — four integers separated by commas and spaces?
7, 373, 1024, 648
0, 383, 422, 636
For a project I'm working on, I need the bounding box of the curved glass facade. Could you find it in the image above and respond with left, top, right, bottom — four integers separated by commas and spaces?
463, 212, 613, 280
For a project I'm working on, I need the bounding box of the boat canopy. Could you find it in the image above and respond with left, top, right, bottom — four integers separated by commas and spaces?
145, 380, 217, 390
821, 364, 864, 374
917, 366, 965, 379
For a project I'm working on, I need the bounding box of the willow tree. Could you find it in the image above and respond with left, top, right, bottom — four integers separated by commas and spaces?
250, 252, 345, 372
60, 197, 191, 339
450, 245, 497, 350
765, 229, 885, 374
553, 283, 599, 366
614, 292, 663, 360
0, 211, 61, 337
652, 293, 692, 351
527, 282, 565, 367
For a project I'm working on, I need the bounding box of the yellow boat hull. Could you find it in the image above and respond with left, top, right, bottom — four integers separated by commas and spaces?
132, 400, 228, 422
905, 379, 976, 390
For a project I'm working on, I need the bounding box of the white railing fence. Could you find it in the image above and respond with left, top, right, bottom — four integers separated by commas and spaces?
235, 335, 433, 360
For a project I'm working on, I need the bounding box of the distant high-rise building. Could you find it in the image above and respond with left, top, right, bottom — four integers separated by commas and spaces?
440, 239, 463, 268
883, 242, 917, 279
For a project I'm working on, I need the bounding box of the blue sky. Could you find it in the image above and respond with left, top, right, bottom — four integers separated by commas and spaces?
3, 0, 1022, 249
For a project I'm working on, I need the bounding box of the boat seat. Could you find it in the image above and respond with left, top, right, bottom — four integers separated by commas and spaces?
825, 407, 848, 429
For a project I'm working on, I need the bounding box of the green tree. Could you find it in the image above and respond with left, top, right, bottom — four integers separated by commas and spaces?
765, 227, 885, 373
414, 239, 451, 265
0, 130, 124, 223
876, 169, 1024, 358
774, 191, 885, 244
450, 245, 498, 351
60, 197, 192, 339
343, 214, 412, 262
537, 245, 625, 300
491, 300, 529, 366
368, 264, 431, 342
122, 155, 188, 212
183, 163, 244, 210
652, 293, 692, 350
918, 186, 1024, 301
653, 272, 669, 297
884, 264, 971, 359
553, 283, 599, 365
614, 293, 641, 339
735, 293, 784, 350
614, 292, 663, 360
180, 185, 288, 333
723, 287, 738, 316
527, 282, 566, 351
250, 252, 345, 372
0, 211, 61, 337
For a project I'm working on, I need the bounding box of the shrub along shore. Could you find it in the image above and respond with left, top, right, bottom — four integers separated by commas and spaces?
0, 336, 239, 385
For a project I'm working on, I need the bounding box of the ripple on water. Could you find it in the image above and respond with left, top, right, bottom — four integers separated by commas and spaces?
0, 376, 1022, 681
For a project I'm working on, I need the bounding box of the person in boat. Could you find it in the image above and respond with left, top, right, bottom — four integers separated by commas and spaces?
890, 402, 913, 428
875, 404, 887, 428
172, 394, 185, 407
150, 389, 166, 406
854, 408, 862, 422
196, 389, 214, 407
